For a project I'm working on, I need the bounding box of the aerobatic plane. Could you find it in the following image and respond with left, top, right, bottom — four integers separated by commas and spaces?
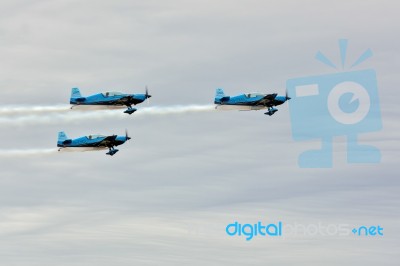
70, 87, 151, 114
57, 131, 131, 156
214, 88, 290, 116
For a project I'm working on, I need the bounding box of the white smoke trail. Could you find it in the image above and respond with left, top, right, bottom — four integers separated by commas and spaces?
135, 105, 215, 116
0, 105, 216, 156
0, 105, 70, 115
0, 104, 216, 126
0, 148, 57, 157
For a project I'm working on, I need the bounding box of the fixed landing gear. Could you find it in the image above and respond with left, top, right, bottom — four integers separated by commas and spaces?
265, 107, 278, 116
106, 147, 119, 156
124, 106, 137, 115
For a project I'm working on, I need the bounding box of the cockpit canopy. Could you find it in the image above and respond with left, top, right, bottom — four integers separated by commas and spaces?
102, 91, 123, 97
87, 134, 106, 139
245, 93, 265, 98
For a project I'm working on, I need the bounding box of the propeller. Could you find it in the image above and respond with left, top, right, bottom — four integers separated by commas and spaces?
285, 89, 291, 101
125, 129, 131, 141
145, 86, 151, 105
145, 86, 151, 99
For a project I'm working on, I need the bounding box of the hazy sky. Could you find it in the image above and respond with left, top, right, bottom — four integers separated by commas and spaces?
0, 1, 399, 265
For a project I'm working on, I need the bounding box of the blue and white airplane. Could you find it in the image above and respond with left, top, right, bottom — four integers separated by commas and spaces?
214, 88, 291, 116
57, 131, 131, 156
70, 87, 151, 114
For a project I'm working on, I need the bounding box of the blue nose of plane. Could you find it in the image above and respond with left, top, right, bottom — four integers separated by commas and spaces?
137, 94, 152, 102
115, 135, 131, 145
116, 136, 125, 142
275, 95, 287, 103
275, 93, 291, 104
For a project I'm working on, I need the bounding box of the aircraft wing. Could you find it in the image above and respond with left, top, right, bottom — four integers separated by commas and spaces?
117, 95, 133, 105
104, 95, 135, 106
254, 93, 277, 106
96, 135, 118, 147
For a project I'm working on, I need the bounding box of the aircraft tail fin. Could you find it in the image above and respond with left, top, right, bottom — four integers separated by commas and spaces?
58, 131, 68, 142
215, 88, 225, 98
71, 88, 82, 98
215, 88, 230, 103
70, 88, 86, 104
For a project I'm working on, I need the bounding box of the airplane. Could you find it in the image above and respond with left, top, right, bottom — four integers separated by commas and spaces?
70, 87, 152, 114
214, 88, 291, 116
57, 130, 131, 156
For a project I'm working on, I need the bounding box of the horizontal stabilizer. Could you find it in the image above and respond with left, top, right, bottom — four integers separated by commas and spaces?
74, 97, 86, 102
220, 96, 230, 102
62, 139, 72, 145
